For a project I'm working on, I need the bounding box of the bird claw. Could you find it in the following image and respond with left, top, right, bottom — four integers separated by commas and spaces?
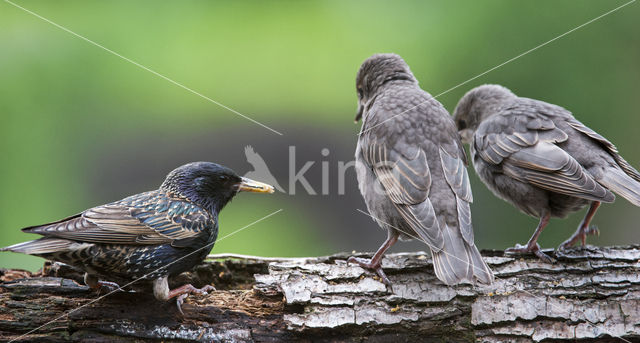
586, 225, 600, 237
505, 242, 555, 263
347, 256, 393, 290
559, 224, 600, 251
193, 285, 216, 297
170, 284, 216, 315
504, 243, 526, 252
176, 293, 188, 316
89, 280, 121, 295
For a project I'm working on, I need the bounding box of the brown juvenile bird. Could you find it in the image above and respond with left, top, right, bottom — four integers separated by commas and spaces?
453, 84, 640, 261
352, 53, 493, 286
2, 162, 274, 313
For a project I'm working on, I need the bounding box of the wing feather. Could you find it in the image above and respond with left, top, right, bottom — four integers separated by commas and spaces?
439, 147, 474, 244
566, 118, 640, 183
363, 140, 443, 250
22, 191, 214, 245
475, 104, 614, 203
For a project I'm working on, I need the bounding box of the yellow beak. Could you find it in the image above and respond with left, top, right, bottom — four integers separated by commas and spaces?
238, 177, 275, 193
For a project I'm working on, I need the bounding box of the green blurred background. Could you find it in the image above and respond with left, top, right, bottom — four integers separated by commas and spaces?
1, 1, 639, 271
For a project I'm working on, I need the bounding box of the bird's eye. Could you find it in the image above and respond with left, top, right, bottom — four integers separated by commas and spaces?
357, 88, 363, 99
219, 175, 228, 181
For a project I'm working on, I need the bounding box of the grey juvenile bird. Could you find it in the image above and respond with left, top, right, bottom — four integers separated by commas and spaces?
351, 54, 493, 286
453, 84, 640, 261
2, 162, 274, 312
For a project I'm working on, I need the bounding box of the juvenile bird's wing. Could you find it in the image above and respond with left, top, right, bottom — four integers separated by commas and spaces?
474, 101, 614, 202
564, 118, 640, 183
439, 145, 474, 244
361, 134, 444, 251
22, 191, 215, 247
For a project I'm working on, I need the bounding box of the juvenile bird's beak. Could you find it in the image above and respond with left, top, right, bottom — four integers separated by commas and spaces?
354, 104, 364, 122
238, 177, 275, 193
458, 128, 473, 145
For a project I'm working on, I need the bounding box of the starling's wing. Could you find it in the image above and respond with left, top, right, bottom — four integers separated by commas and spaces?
362, 139, 444, 251
562, 116, 640, 206
22, 191, 214, 246
439, 146, 474, 245
475, 103, 614, 202
565, 118, 640, 183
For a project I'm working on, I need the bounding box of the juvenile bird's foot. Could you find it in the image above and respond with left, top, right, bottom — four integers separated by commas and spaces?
505, 242, 555, 263
169, 284, 216, 315
347, 256, 392, 288
558, 225, 599, 250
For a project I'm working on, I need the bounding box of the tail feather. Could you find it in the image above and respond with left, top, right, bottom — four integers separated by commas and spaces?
468, 243, 494, 284
432, 224, 493, 285
612, 153, 640, 183
1, 238, 81, 255
598, 167, 640, 207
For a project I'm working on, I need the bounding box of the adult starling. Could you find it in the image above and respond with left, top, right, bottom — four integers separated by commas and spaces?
351, 54, 493, 286
453, 84, 640, 261
2, 162, 274, 312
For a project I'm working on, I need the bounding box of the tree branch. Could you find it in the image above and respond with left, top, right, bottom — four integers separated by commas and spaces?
1, 246, 639, 342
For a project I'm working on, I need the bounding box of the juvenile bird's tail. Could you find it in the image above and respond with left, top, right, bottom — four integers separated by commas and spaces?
598, 167, 640, 207
431, 224, 493, 285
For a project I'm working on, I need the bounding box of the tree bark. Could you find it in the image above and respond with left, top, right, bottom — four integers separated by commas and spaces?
1, 246, 639, 342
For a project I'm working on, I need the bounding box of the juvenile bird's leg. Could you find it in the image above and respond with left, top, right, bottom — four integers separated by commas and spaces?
505, 213, 553, 263
559, 201, 601, 250
348, 230, 399, 286
153, 276, 215, 315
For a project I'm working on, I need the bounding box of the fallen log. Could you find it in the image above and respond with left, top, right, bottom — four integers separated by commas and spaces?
1, 246, 639, 342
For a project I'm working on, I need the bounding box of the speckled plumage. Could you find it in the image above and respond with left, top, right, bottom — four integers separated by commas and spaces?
453, 85, 640, 260
20, 190, 217, 283
2, 162, 274, 312
352, 54, 493, 286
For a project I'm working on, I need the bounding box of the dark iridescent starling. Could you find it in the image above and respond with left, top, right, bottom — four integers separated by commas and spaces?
2, 162, 274, 312
352, 54, 493, 286
453, 84, 640, 261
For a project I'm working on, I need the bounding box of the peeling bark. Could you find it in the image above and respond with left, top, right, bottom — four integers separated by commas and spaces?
1, 246, 639, 342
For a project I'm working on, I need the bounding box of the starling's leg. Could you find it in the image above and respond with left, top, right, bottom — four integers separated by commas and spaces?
168, 284, 216, 315
347, 230, 399, 286
505, 213, 554, 263
84, 273, 121, 293
559, 201, 601, 250
152, 276, 215, 315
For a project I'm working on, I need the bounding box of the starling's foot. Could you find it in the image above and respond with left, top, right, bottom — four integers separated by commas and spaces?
347, 256, 392, 288
505, 243, 555, 263
170, 284, 216, 315
85, 274, 121, 294
95, 281, 121, 294
558, 225, 599, 250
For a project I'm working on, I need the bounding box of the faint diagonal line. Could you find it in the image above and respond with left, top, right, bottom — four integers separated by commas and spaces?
4, 0, 283, 136
216, 209, 283, 242
356, 208, 631, 343
8, 209, 283, 343
358, 0, 636, 137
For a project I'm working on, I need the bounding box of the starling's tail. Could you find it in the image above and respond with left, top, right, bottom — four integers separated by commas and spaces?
431, 224, 493, 285
598, 167, 640, 207
1, 238, 79, 255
